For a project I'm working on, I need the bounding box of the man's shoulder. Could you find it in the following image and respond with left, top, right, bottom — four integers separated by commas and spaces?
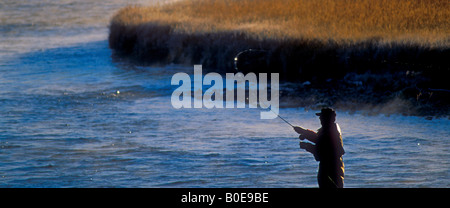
335, 123, 341, 135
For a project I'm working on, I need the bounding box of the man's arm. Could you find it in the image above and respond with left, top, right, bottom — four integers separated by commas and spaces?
299, 142, 319, 161
293, 126, 318, 143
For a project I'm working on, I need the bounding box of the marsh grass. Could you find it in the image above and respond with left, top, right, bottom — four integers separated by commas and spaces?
109, 0, 449, 71
111, 0, 449, 44
109, 0, 449, 116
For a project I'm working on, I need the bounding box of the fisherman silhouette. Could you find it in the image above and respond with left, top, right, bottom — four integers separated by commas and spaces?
293, 108, 345, 188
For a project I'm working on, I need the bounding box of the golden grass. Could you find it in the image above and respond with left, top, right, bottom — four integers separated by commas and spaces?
111, 0, 450, 47
108, 0, 449, 116
108, 0, 450, 76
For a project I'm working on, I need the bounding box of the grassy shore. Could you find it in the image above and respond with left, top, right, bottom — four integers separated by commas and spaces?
109, 0, 449, 117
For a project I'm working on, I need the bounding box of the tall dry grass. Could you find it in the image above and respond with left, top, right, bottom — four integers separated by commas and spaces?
109, 0, 449, 72
110, 0, 449, 71
108, 0, 449, 116
110, 0, 449, 79
111, 0, 449, 46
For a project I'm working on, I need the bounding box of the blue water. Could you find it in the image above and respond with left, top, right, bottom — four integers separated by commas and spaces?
0, 0, 449, 188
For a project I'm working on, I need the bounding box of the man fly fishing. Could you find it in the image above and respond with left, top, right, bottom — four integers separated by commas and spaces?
234, 50, 345, 188
293, 108, 345, 188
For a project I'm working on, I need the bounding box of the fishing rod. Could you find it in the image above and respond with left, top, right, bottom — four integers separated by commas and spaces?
262, 101, 309, 136
277, 114, 294, 127
266, 106, 294, 127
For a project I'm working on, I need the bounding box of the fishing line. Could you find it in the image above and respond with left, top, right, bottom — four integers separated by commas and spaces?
235, 50, 294, 128
258, 99, 294, 127
276, 113, 294, 127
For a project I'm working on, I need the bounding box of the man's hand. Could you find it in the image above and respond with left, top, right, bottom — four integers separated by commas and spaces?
299, 134, 307, 140
299, 142, 315, 152
293, 126, 318, 143
293, 126, 306, 134
299, 141, 307, 149
299, 142, 318, 161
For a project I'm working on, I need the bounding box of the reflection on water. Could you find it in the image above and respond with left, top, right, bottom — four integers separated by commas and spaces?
0, 0, 449, 187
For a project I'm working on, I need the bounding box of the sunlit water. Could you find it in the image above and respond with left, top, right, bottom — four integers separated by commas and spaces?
0, 0, 448, 188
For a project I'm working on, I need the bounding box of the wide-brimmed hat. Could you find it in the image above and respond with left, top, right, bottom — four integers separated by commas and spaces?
316, 107, 336, 118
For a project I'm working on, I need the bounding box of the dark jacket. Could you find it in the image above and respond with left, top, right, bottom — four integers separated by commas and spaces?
300, 123, 345, 188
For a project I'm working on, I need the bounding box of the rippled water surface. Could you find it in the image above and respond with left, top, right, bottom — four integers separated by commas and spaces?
0, 0, 449, 187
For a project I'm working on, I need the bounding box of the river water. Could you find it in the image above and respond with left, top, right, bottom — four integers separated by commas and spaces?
0, 0, 448, 188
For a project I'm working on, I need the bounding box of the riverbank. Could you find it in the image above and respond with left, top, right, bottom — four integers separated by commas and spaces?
108, 0, 449, 117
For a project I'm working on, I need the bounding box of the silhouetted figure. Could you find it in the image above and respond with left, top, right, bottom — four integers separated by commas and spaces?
294, 108, 345, 188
